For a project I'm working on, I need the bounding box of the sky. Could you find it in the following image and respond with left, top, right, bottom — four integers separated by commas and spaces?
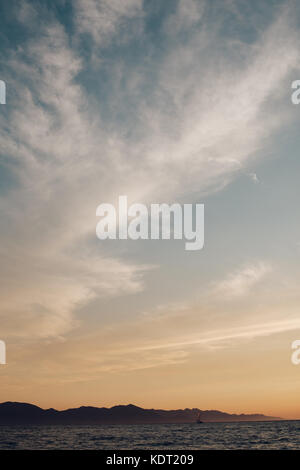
0, 0, 300, 419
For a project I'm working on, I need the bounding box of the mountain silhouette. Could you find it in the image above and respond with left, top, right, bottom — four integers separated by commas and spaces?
0, 402, 282, 425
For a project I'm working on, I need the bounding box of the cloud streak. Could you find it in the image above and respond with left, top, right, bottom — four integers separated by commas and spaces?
0, 0, 299, 345
213, 262, 272, 298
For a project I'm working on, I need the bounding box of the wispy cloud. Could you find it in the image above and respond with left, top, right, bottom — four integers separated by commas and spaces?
0, 1, 299, 344
213, 262, 272, 298
0, 19, 151, 339
129, 318, 300, 354
163, 0, 205, 35
74, 0, 143, 45
248, 172, 260, 184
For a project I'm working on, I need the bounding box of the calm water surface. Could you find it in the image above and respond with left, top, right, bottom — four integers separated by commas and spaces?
0, 421, 299, 450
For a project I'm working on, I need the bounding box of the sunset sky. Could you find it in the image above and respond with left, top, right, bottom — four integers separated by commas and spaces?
1, 0, 300, 419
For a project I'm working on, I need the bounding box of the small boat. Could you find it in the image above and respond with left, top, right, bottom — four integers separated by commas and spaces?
196, 412, 203, 423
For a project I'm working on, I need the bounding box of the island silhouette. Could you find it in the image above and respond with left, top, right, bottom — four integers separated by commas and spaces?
0, 402, 282, 425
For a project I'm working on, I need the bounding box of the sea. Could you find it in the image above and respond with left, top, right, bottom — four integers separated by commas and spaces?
0, 420, 299, 450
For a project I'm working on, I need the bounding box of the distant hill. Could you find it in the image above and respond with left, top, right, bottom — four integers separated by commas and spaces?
0, 402, 282, 425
